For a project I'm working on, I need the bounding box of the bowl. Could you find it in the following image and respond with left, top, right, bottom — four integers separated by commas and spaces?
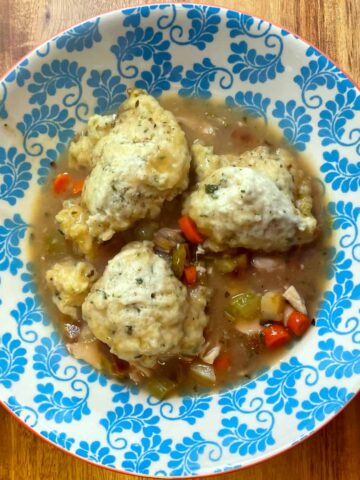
0, 3, 359, 477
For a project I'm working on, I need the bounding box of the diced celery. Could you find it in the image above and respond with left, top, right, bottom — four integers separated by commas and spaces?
172, 243, 187, 278
188, 362, 216, 386
213, 257, 238, 273
213, 254, 248, 274
147, 377, 177, 399
226, 290, 261, 320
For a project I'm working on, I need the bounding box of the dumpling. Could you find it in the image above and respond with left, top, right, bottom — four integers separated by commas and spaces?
191, 144, 314, 217
183, 159, 317, 252
46, 259, 97, 319
55, 199, 93, 256
82, 241, 210, 366
68, 114, 116, 169
57, 89, 191, 251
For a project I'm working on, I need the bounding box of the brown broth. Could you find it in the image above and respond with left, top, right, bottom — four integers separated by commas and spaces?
29, 95, 331, 396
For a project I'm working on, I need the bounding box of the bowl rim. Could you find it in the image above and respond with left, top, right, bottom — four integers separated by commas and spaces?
0, 2, 359, 477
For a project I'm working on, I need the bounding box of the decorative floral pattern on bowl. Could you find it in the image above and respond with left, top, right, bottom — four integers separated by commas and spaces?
0, 4, 359, 477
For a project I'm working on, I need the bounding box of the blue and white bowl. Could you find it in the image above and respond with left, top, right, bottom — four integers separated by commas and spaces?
0, 3, 359, 476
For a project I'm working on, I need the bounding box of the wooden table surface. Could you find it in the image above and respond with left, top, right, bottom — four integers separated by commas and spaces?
0, 0, 359, 479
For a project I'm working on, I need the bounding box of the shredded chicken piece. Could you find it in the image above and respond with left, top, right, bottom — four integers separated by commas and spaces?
283, 286, 307, 314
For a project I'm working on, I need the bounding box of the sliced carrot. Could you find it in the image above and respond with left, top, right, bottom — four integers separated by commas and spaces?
53, 173, 71, 194
214, 351, 231, 371
262, 324, 291, 349
72, 179, 85, 195
183, 265, 197, 285
287, 310, 311, 337
178, 215, 204, 244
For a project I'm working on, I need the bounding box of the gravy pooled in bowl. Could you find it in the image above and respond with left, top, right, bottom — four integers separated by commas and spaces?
30, 90, 330, 398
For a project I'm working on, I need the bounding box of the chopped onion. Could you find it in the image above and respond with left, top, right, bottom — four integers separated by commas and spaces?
283, 285, 307, 314
176, 115, 215, 135
196, 265, 207, 274
128, 369, 143, 384
235, 319, 262, 335
78, 324, 96, 343
283, 305, 295, 326
154, 228, 185, 252
201, 345, 221, 365
133, 363, 152, 377
252, 255, 285, 272
66, 340, 103, 370
128, 364, 152, 384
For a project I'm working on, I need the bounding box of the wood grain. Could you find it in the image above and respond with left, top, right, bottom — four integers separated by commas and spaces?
0, 1, 359, 479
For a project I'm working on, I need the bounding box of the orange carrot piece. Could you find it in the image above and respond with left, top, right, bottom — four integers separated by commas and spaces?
183, 265, 197, 285
262, 324, 291, 349
287, 310, 311, 337
214, 351, 231, 371
53, 173, 71, 194
178, 216, 204, 244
